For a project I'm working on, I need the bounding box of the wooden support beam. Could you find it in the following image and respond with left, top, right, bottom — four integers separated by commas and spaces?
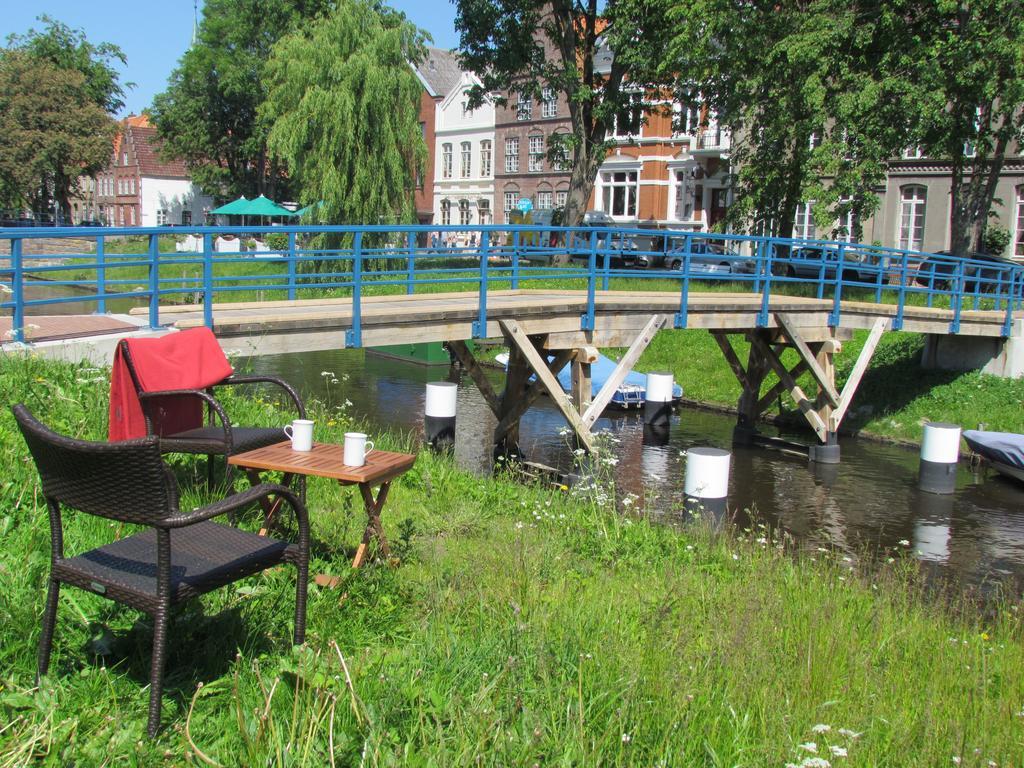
750, 334, 829, 443
581, 315, 666, 429
500, 320, 596, 452
494, 348, 575, 438
571, 355, 593, 415
829, 318, 886, 432
775, 313, 840, 408
494, 342, 531, 452
755, 359, 809, 414
448, 340, 501, 417
711, 331, 750, 390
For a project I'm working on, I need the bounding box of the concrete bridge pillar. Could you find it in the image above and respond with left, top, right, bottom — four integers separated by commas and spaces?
921, 319, 1024, 378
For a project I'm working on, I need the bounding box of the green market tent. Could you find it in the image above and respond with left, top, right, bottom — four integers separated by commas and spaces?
243, 195, 298, 218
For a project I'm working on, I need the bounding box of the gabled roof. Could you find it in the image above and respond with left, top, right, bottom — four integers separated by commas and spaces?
413, 47, 463, 97
130, 125, 189, 177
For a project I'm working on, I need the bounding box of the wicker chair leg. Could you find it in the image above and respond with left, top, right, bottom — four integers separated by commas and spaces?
37, 578, 60, 680
294, 563, 309, 645
206, 454, 216, 492
146, 607, 170, 738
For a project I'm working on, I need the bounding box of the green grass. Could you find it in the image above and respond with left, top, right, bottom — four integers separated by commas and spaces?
1, 354, 1022, 765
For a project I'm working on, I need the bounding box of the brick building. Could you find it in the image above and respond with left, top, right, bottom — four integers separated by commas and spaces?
94, 115, 212, 227
412, 48, 464, 225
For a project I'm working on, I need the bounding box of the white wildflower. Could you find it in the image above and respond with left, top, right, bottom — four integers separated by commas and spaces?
800, 759, 831, 768
812, 724, 831, 734
621, 733, 631, 744
829, 746, 847, 757
799, 743, 818, 753
898, 539, 910, 546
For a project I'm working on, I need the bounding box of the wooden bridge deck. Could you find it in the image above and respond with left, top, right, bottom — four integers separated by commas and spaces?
131, 289, 1011, 354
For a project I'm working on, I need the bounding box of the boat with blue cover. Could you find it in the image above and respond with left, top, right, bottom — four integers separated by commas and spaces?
495, 351, 683, 411
963, 430, 1024, 484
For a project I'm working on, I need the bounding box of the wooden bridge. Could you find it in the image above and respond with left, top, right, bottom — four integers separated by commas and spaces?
4, 224, 1022, 463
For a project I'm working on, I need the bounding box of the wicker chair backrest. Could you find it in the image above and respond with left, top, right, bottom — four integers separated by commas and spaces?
13, 405, 179, 524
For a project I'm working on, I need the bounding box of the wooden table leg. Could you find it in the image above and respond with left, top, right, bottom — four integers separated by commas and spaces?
351, 481, 392, 568
244, 469, 294, 536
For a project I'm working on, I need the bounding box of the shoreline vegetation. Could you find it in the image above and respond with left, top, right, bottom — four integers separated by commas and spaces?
1, 354, 1022, 765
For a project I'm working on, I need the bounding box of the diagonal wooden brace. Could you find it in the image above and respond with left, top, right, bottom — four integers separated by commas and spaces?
749, 334, 829, 442
828, 317, 887, 432
501, 319, 596, 452
581, 314, 666, 429
448, 340, 502, 417
352, 482, 392, 569
494, 348, 576, 438
775, 313, 840, 408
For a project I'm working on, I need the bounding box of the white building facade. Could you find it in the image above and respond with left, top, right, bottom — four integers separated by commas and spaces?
432, 72, 496, 236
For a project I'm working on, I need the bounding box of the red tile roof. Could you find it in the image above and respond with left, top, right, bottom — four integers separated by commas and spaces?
130, 125, 189, 177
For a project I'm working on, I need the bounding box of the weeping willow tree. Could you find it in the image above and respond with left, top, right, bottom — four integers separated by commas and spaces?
263, 0, 427, 262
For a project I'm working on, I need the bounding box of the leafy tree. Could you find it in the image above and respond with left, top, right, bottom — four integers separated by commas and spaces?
455, 0, 674, 227
909, 0, 1024, 256
262, 0, 428, 228
6, 16, 129, 114
151, 0, 332, 201
0, 51, 116, 217
666, 0, 919, 241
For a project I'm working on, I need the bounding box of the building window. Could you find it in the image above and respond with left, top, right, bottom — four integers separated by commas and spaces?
541, 87, 557, 118
835, 200, 858, 243
459, 198, 471, 226
673, 100, 701, 136
127, 207, 135, 226
1014, 186, 1024, 258
122, 152, 128, 165
440, 199, 451, 226
672, 169, 694, 220
613, 94, 642, 139
480, 140, 491, 178
182, 210, 192, 226
555, 190, 568, 209
898, 185, 927, 251
902, 146, 924, 160
505, 137, 519, 173
528, 135, 544, 173
504, 191, 517, 214
461, 100, 471, 118
156, 209, 167, 226
479, 199, 491, 225
537, 191, 552, 210
461, 142, 472, 178
793, 201, 816, 240
442, 144, 453, 179
516, 91, 532, 121
599, 170, 638, 217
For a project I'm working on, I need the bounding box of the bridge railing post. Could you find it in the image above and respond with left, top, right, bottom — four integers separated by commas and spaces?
8, 237, 24, 343
874, 248, 885, 304
894, 249, 908, 331
675, 234, 692, 329
203, 233, 214, 328
287, 231, 297, 301
583, 230, 597, 331
816, 245, 827, 300
473, 231, 490, 337
95, 235, 106, 314
1001, 268, 1017, 337
601, 232, 611, 292
757, 238, 774, 327
829, 243, 846, 327
950, 257, 965, 333
406, 231, 416, 295
511, 231, 520, 289
752, 239, 763, 294
148, 233, 161, 330
347, 232, 363, 347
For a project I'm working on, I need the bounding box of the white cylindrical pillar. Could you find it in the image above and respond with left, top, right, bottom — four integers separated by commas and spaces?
919, 422, 960, 494
425, 382, 458, 451
644, 372, 675, 427
684, 447, 730, 516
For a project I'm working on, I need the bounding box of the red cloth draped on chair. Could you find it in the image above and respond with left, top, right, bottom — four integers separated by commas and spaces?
109, 328, 235, 441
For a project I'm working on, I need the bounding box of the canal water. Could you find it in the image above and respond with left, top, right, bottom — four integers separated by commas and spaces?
243, 347, 1024, 594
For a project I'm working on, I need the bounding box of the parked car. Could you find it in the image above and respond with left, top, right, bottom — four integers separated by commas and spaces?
779, 245, 881, 283
665, 239, 755, 275
913, 250, 1017, 293
566, 210, 640, 268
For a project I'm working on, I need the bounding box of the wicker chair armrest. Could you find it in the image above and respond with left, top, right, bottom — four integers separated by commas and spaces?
162, 483, 308, 534
137, 389, 233, 442
212, 375, 306, 419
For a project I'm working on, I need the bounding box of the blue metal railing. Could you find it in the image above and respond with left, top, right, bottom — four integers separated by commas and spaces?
1, 224, 1022, 345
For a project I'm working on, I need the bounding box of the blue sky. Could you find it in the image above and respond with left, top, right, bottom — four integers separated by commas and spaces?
1, 1, 460, 117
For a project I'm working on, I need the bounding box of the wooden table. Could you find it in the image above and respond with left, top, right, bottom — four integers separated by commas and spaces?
228, 441, 416, 569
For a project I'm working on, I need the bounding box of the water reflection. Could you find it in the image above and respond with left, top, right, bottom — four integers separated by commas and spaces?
242, 347, 1024, 592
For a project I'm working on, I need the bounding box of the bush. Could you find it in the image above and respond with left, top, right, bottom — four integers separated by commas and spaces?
982, 225, 1012, 256
265, 232, 289, 252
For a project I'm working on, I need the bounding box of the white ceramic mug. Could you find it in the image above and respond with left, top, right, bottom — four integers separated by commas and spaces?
343, 432, 374, 467
284, 419, 314, 451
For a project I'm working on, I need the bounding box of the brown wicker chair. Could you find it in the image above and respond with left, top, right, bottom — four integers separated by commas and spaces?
13, 404, 310, 738
116, 337, 306, 490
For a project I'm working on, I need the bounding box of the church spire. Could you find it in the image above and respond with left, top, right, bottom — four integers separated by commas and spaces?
191, 0, 199, 47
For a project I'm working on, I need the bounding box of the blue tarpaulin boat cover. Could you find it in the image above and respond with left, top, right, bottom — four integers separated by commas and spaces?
963, 430, 1024, 470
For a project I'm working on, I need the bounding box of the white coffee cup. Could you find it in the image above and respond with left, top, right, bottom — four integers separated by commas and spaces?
343, 432, 374, 467
284, 419, 314, 451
